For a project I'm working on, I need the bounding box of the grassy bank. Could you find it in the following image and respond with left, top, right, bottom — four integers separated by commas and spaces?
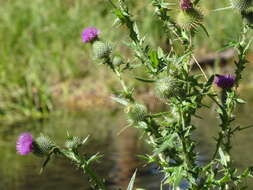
0, 0, 245, 123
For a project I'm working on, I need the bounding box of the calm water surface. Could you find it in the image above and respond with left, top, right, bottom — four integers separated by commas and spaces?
1, 99, 253, 190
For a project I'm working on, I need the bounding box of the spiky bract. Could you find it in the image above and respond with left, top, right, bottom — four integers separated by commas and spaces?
92, 41, 112, 59
176, 8, 203, 30
155, 77, 183, 99
33, 135, 55, 156
65, 136, 83, 150
126, 103, 147, 123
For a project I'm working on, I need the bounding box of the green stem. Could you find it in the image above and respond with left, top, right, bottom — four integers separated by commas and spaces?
106, 57, 129, 94
235, 24, 250, 87
59, 150, 107, 190
81, 163, 107, 190
115, 69, 128, 93
179, 110, 195, 169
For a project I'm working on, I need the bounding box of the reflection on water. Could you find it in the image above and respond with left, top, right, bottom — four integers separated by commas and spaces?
114, 127, 139, 189
0, 112, 161, 190
1, 98, 253, 190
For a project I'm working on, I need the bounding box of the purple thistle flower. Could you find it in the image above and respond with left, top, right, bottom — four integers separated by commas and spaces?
180, 0, 193, 10
16, 133, 33, 155
214, 74, 235, 89
82, 27, 100, 43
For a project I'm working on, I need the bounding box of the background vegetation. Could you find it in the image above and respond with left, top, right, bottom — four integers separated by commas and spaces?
0, 0, 245, 123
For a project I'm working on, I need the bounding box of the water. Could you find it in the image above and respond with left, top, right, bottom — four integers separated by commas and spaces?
1, 99, 253, 189
0, 111, 162, 190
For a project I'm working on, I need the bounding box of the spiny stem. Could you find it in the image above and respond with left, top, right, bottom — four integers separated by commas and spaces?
59, 149, 107, 190
81, 163, 107, 190
115, 69, 128, 93
106, 57, 129, 94
179, 110, 195, 169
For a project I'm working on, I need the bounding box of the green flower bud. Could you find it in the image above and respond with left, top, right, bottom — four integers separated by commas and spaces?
176, 8, 203, 30
92, 41, 112, 59
155, 77, 183, 99
33, 135, 55, 156
65, 136, 83, 150
230, 0, 252, 10
112, 56, 124, 66
126, 103, 147, 123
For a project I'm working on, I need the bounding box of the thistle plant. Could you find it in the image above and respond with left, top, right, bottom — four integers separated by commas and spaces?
17, 0, 253, 189
16, 133, 106, 190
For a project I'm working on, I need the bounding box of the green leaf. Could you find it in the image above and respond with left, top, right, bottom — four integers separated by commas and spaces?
205, 75, 215, 87
133, 22, 141, 41
135, 77, 156, 83
200, 24, 209, 37
113, 9, 125, 20
111, 96, 129, 106
81, 136, 89, 145
87, 153, 103, 165
218, 175, 230, 183
39, 152, 53, 174
173, 166, 184, 187
149, 50, 159, 68
154, 134, 176, 155
157, 47, 164, 59
218, 148, 230, 166
164, 166, 184, 187
236, 98, 246, 104
127, 170, 137, 190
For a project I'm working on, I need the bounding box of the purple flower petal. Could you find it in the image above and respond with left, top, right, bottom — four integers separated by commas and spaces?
180, 0, 193, 10
214, 74, 235, 89
16, 133, 33, 155
82, 27, 100, 43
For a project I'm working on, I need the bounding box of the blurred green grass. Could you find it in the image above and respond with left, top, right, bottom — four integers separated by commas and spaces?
0, 0, 244, 122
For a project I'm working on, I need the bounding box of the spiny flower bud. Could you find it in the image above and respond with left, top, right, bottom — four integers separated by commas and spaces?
176, 8, 203, 30
33, 135, 55, 156
230, 0, 252, 10
65, 136, 83, 150
92, 41, 112, 59
155, 77, 183, 99
126, 103, 147, 123
112, 56, 124, 66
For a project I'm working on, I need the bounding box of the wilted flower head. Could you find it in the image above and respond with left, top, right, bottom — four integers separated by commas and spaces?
214, 74, 235, 89
180, 0, 193, 10
82, 27, 100, 43
16, 133, 33, 155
